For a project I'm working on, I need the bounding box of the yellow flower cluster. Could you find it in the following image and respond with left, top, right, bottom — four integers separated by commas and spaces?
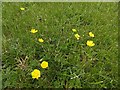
30, 28, 44, 43
72, 29, 80, 40
72, 29, 95, 47
87, 31, 95, 47
30, 28, 47, 79
31, 61, 48, 79
28, 18, 96, 79
29, 27, 95, 79
20, 7, 48, 80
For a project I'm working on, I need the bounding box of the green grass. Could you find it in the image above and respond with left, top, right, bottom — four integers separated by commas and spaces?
2, 2, 118, 88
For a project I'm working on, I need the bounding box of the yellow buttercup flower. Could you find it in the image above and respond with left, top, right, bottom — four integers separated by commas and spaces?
31, 69, 41, 79
89, 32, 94, 37
41, 61, 48, 68
38, 38, 44, 43
30, 29, 38, 33
20, 8, 25, 11
87, 40, 95, 47
72, 29, 77, 32
74, 34, 80, 40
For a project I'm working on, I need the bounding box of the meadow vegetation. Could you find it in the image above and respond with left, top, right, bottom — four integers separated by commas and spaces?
2, 2, 118, 88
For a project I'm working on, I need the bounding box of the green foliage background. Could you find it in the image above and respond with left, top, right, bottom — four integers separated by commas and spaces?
2, 2, 118, 88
